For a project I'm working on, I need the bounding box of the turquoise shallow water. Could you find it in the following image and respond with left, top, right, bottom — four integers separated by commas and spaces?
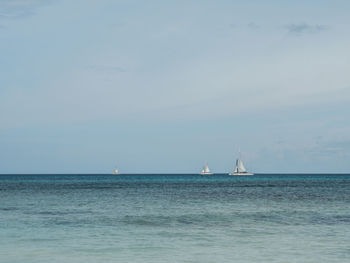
0, 174, 350, 263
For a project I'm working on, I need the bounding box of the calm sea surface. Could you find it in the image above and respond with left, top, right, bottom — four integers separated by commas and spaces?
1, 174, 350, 263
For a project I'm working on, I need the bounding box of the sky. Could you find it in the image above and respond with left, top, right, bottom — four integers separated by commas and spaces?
0, 0, 350, 173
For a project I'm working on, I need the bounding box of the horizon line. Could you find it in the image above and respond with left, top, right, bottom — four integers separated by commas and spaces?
0, 173, 349, 175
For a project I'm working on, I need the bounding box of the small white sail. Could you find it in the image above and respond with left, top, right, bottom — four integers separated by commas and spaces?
204, 163, 210, 173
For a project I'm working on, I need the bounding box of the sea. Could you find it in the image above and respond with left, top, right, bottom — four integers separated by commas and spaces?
1, 174, 349, 263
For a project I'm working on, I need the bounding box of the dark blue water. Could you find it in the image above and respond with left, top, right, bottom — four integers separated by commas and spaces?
1, 174, 349, 262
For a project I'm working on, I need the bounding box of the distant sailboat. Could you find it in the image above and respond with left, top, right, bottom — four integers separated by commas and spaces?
229, 155, 253, 176
112, 168, 119, 175
200, 163, 214, 175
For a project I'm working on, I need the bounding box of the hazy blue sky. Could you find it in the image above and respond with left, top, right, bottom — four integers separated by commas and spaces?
1, 0, 349, 173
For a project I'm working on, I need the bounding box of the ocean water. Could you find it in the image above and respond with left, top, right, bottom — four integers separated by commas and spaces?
0, 174, 350, 263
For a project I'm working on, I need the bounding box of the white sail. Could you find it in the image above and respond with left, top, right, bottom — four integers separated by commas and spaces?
234, 158, 247, 173
230, 156, 252, 175
237, 159, 246, 173
204, 163, 210, 173
112, 168, 119, 174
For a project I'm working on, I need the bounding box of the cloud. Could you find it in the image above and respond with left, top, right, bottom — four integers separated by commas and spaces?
285, 23, 329, 35
229, 23, 236, 29
0, 0, 51, 20
247, 22, 259, 30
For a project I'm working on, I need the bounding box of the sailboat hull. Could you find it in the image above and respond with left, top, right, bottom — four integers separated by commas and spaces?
229, 172, 254, 176
200, 172, 214, 175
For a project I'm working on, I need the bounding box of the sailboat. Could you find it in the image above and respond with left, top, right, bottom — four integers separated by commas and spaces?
229, 156, 253, 176
200, 163, 214, 175
112, 168, 119, 175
